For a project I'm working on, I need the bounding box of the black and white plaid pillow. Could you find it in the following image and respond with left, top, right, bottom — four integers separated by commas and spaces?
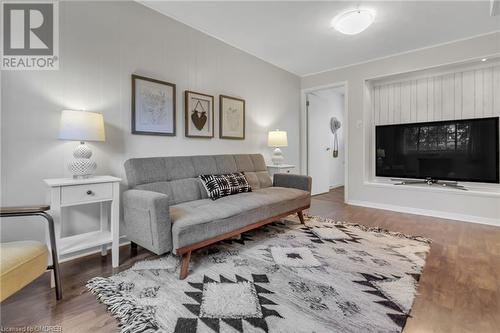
199, 172, 252, 200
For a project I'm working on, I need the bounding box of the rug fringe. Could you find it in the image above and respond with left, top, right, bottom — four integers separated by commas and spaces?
86, 277, 159, 333
304, 214, 432, 244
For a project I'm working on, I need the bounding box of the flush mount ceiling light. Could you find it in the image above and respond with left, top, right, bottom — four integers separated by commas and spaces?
331, 9, 375, 35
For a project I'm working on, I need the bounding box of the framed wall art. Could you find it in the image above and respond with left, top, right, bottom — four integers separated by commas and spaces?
219, 95, 245, 140
185, 90, 214, 138
131, 74, 176, 136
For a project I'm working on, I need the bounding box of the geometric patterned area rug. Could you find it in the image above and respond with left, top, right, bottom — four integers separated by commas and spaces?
87, 215, 430, 333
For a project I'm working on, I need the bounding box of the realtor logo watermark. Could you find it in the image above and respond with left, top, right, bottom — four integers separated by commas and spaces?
1, 1, 59, 70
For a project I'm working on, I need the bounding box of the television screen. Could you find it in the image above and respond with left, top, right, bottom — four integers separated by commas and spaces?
375, 117, 499, 183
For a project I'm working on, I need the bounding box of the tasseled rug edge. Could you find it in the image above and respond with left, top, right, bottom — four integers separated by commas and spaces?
86, 277, 159, 333
303, 214, 432, 244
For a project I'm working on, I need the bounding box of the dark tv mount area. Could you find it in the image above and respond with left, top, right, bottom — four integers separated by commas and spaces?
376, 117, 499, 186
391, 177, 468, 191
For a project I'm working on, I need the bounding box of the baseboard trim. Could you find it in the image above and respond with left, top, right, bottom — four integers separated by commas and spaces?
346, 200, 499, 227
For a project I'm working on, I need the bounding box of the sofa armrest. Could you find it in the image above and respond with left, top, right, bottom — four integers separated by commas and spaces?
273, 173, 312, 193
122, 189, 172, 255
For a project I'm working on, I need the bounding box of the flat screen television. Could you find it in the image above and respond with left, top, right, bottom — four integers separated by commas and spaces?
375, 117, 499, 183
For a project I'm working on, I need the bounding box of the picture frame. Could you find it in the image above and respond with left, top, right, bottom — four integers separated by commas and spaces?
184, 90, 214, 138
219, 95, 245, 140
131, 74, 176, 136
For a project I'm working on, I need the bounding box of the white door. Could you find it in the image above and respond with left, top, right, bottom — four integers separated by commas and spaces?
307, 93, 332, 195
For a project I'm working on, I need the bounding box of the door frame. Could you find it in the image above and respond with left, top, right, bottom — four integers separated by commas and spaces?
300, 81, 349, 201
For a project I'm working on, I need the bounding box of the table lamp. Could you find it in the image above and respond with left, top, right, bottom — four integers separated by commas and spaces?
58, 110, 105, 178
268, 130, 288, 165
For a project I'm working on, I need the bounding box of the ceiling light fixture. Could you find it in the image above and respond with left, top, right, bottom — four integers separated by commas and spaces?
481, 58, 488, 62
331, 9, 375, 35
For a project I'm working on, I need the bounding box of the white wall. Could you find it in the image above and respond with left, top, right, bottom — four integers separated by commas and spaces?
0, 1, 300, 243
301, 32, 500, 225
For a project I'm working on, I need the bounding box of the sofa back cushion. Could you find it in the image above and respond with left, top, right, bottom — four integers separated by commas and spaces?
125, 154, 271, 205
243, 171, 273, 189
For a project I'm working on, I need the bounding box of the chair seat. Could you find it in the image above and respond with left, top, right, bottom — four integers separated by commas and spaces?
170, 187, 310, 250
0, 241, 48, 301
0, 206, 50, 215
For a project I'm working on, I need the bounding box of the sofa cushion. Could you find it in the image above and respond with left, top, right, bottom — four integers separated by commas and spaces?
136, 178, 207, 205
244, 171, 273, 190
125, 154, 268, 187
191, 156, 219, 175
214, 155, 238, 174
200, 172, 252, 200
125, 154, 271, 204
170, 187, 310, 250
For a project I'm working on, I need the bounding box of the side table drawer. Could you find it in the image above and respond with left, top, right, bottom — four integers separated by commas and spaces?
61, 183, 113, 205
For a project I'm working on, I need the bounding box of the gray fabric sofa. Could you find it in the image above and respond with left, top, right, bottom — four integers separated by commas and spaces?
123, 154, 311, 278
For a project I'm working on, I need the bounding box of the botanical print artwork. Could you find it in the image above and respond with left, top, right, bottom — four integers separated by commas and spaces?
185, 91, 214, 138
225, 107, 241, 132
132, 75, 176, 136
139, 83, 168, 125
220, 95, 245, 139
87, 215, 430, 333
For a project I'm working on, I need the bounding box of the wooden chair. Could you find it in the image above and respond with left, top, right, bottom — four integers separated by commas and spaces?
0, 206, 62, 301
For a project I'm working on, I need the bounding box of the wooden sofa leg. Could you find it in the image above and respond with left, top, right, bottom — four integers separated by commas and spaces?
130, 241, 138, 256
297, 210, 305, 224
179, 251, 191, 280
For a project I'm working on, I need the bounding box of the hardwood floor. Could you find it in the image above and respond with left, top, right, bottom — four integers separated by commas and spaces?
310, 188, 500, 333
1, 187, 499, 332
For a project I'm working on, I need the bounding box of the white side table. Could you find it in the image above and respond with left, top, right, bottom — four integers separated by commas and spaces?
267, 164, 295, 177
43, 176, 121, 268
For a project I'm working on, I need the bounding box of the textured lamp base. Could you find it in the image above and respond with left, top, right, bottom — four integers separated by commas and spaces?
271, 147, 284, 165
69, 142, 97, 178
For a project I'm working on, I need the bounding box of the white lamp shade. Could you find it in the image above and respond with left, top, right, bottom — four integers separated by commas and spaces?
268, 130, 288, 147
59, 110, 105, 142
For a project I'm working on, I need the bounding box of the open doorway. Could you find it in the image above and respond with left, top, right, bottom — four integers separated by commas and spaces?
305, 84, 347, 196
